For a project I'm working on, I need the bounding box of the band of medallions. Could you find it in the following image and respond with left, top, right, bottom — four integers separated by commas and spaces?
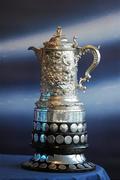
32, 122, 87, 147
32, 107, 87, 154
22, 153, 95, 172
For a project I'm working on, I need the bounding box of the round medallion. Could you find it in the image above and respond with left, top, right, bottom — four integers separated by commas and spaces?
77, 123, 83, 133
47, 135, 55, 144
41, 123, 49, 132
34, 133, 38, 142
58, 164, 66, 170
39, 163, 47, 168
36, 122, 41, 130
84, 162, 91, 168
70, 123, 77, 133
60, 124, 68, 133
40, 134, 47, 143
33, 162, 39, 168
81, 135, 85, 143
65, 136, 72, 144
77, 163, 85, 169
56, 135, 64, 144
73, 135, 79, 144
69, 164, 76, 170
48, 163, 57, 170
50, 123, 58, 132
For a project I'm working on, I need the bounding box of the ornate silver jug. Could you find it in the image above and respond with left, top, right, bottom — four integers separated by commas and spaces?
22, 27, 100, 172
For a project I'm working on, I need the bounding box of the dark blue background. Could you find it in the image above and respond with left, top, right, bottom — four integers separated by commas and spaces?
0, 0, 120, 179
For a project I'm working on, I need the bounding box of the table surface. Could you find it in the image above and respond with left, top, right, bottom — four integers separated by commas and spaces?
0, 154, 110, 180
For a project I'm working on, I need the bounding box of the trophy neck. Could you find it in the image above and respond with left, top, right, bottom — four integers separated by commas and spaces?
47, 94, 83, 110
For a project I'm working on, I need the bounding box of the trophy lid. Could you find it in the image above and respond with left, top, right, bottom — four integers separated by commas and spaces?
43, 26, 78, 50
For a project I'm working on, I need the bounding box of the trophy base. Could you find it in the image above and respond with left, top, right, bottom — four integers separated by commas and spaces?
21, 153, 95, 172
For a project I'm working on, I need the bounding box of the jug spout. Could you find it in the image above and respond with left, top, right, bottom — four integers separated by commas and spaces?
28, 46, 43, 59
28, 46, 39, 52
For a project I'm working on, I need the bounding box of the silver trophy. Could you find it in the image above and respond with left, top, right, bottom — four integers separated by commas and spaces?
22, 27, 100, 172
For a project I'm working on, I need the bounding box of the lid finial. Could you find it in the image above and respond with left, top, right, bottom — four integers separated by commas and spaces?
56, 26, 62, 37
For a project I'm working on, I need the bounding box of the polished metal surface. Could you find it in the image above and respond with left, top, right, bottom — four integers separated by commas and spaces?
81, 134, 85, 143
77, 123, 83, 132
40, 134, 46, 143
47, 109, 85, 123
22, 26, 101, 172
60, 124, 68, 133
56, 135, 64, 144
41, 123, 49, 132
50, 123, 58, 132
47, 154, 86, 164
73, 135, 80, 144
64, 135, 72, 144
47, 135, 55, 144
70, 123, 78, 133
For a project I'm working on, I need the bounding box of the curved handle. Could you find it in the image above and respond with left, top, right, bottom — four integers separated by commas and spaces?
79, 45, 101, 91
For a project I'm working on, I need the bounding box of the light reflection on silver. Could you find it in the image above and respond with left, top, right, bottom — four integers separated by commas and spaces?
77, 164, 85, 169
81, 135, 85, 143
60, 124, 68, 133
81, 154, 86, 162
73, 135, 80, 144
41, 123, 49, 132
40, 134, 47, 143
77, 123, 83, 133
79, 111, 85, 122
76, 154, 85, 163
46, 110, 85, 123
47, 154, 85, 164
40, 155, 47, 162
65, 136, 72, 144
70, 123, 77, 133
